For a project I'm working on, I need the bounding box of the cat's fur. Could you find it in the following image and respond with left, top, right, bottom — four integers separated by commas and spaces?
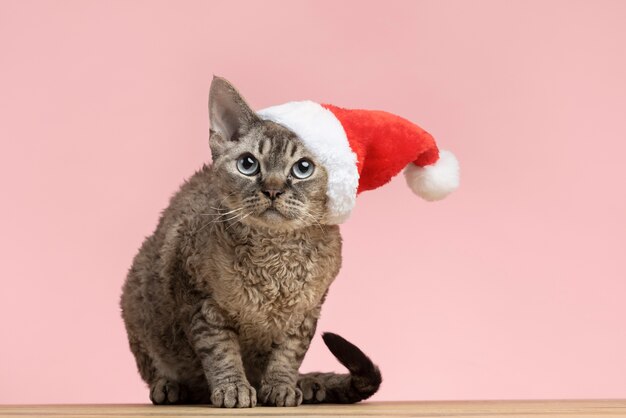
120, 77, 381, 407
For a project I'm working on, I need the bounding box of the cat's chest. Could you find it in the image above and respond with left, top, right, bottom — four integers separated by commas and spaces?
236, 241, 320, 310
213, 234, 333, 337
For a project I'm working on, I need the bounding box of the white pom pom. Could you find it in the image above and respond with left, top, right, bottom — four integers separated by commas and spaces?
404, 150, 460, 201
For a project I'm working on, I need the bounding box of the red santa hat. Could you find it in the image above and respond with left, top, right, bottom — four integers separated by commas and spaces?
258, 101, 459, 224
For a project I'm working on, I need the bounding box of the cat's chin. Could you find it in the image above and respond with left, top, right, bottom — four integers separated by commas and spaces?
242, 208, 305, 231
258, 208, 295, 228
262, 207, 285, 220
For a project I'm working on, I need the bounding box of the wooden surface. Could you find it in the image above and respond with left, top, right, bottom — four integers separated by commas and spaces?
1, 400, 626, 418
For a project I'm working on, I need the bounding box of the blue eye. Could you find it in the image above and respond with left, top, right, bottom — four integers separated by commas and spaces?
291, 159, 314, 179
237, 154, 259, 176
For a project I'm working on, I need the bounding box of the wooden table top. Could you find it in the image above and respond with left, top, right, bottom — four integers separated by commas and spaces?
1, 400, 625, 418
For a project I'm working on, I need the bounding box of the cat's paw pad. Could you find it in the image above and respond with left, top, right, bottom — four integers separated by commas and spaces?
211, 382, 256, 408
297, 376, 326, 403
259, 384, 303, 407
150, 378, 185, 405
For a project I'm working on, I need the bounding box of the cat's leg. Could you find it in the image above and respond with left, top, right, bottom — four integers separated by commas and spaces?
258, 335, 308, 406
127, 337, 157, 385
130, 337, 190, 405
189, 300, 256, 408
258, 318, 317, 407
127, 336, 189, 405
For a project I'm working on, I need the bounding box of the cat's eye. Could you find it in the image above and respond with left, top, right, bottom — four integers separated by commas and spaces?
291, 158, 315, 179
236, 154, 260, 176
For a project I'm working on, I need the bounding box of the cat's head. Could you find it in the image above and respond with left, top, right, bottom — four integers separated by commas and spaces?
208, 76, 329, 230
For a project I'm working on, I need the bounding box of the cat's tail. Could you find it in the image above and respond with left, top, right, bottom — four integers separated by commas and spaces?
298, 332, 382, 404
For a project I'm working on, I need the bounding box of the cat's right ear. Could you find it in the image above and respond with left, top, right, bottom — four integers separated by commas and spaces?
208, 76, 259, 156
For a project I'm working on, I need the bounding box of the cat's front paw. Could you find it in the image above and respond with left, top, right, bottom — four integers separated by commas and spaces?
211, 382, 256, 408
259, 383, 303, 407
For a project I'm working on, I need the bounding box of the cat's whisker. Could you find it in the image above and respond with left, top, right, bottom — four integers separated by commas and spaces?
211, 211, 247, 224
225, 211, 253, 232
282, 202, 324, 232
210, 190, 239, 212
305, 207, 324, 216
196, 220, 213, 234
209, 202, 242, 212
201, 207, 245, 217
196, 206, 245, 233
301, 210, 324, 232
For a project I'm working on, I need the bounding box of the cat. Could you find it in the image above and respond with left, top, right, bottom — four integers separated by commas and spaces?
120, 76, 381, 407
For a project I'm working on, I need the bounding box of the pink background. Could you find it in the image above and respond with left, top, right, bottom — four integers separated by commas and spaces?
1, 0, 625, 404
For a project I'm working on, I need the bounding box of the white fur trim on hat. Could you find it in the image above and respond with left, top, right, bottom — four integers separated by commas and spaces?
257, 101, 359, 224
404, 150, 460, 201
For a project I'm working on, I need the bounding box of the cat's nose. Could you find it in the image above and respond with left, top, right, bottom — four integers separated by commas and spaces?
262, 189, 284, 200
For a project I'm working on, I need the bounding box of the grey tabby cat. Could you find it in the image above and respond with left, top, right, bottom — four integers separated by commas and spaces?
120, 77, 381, 408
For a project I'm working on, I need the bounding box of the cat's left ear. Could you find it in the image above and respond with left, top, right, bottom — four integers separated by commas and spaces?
209, 76, 259, 152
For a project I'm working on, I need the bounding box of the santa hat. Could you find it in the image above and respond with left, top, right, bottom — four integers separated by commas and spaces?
258, 101, 459, 224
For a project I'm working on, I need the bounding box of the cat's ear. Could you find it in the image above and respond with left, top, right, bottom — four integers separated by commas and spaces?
209, 76, 259, 147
